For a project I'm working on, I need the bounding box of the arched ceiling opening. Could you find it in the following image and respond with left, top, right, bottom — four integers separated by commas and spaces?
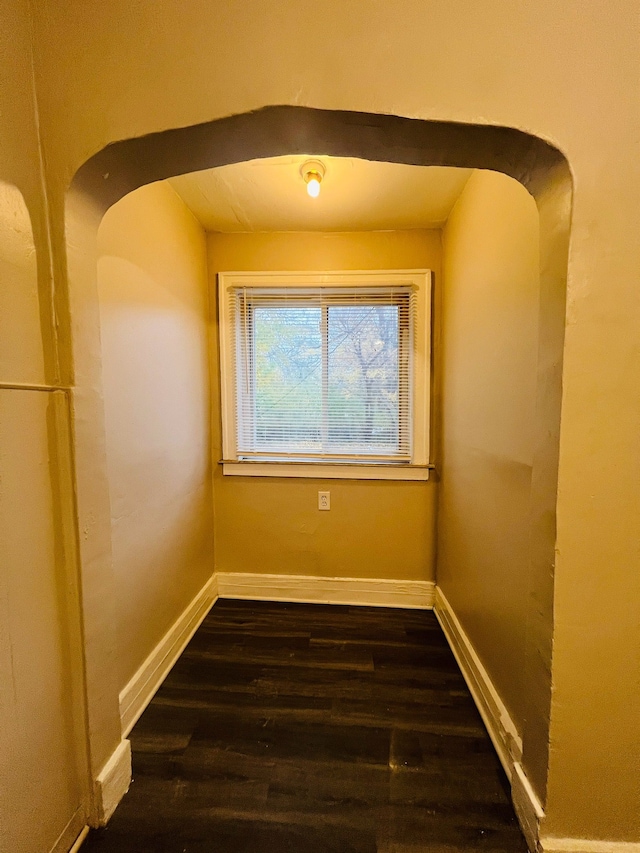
72, 106, 568, 216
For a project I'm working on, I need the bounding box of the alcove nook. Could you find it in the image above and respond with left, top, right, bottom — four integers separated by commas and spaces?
64, 106, 571, 844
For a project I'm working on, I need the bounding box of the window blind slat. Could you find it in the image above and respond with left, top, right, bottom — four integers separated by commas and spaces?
231, 285, 416, 463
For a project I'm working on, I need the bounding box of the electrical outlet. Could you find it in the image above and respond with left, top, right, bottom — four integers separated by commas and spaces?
318, 491, 330, 511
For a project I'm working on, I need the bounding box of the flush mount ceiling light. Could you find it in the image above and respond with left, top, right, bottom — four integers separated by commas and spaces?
300, 159, 325, 198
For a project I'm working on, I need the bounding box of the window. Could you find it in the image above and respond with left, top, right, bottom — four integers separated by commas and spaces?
219, 270, 431, 480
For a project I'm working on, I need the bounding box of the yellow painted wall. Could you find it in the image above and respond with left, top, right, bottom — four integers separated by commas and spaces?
0, 391, 86, 853
438, 170, 540, 762
0, 182, 45, 384
97, 181, 214, 690
0, 1, 87, 850
208, 230, 440, 581
0, 0, 40, 201
0, 0, 634, 845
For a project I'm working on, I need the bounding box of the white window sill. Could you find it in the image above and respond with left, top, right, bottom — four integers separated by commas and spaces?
221, 462, 431, 481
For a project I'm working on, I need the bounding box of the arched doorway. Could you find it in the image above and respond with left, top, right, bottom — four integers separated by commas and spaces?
64, 106, 571, 827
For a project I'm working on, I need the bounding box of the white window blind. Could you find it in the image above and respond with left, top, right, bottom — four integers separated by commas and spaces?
230, 286, 416, 463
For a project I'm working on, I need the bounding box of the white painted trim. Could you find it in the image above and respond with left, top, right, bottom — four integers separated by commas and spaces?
541, 839, 640, 853
119, 574, 218, 736
48, 806, 86, 853
222, 462, 430, 480
67, 826, 89, 853
434, 587, 551, 853
218, 268, 432, 467
434, 586, 523, 779
91, 739, 131, 827
216, 572, 435, 609
512, 760, 545, 852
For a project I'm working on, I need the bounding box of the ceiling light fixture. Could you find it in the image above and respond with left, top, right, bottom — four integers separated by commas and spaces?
301, 160, 325, 198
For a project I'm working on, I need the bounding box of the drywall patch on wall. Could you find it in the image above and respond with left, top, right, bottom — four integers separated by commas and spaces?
119, 574, 218, 736
217, 572, 435, 609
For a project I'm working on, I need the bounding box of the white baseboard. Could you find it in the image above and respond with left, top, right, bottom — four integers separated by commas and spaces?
434, 589, 640, 853
119, 574, 218, 736
48, 806, 86, 853
91, 739, 131, 827
512, 760, 545, 852
434, 586, 523, 778
216, 572, 435, 609
67, 826, 89, 853
541, 839, 640, 853
434, 587, 547, 853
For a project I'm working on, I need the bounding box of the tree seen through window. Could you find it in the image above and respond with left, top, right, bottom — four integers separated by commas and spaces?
253, 303, 401, 455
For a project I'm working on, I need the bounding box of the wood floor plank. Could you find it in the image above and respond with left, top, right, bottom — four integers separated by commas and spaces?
83, 600, 527, 852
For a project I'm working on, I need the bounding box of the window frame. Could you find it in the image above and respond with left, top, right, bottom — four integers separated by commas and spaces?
218, 269, 432, 480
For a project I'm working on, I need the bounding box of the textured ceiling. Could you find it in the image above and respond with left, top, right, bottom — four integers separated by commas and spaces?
168, 155, 472, 233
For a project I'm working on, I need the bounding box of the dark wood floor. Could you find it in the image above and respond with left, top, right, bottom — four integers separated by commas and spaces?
83, 600, 527, 852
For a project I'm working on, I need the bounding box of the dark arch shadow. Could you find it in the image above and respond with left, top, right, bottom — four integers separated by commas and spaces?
66, 105, 571, 815
73, 105, 567, 212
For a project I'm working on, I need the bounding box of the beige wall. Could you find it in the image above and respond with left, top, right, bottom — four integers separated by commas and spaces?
208, 230, 439, 581
0, 181, 45, 384
0, 1, 88, 851
438, 169, 541, 769
0, 0, 633, 845
0, 0, 40, 202
97, 181, 214, 690
0, 391, 86, 853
